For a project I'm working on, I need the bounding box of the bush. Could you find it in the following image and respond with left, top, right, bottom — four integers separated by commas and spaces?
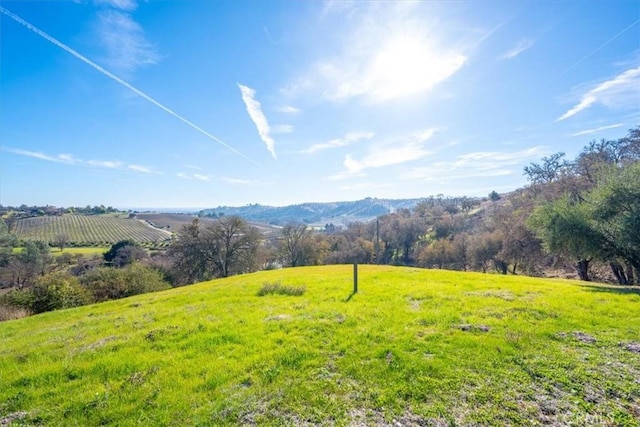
0, 305, 31, 322
31, 273, 94, 313
0, 288, 36, 310
81, 263, 170, 302
257, 281, 306, 297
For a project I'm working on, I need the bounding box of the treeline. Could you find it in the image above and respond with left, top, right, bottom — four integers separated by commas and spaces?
0, 127, 637, 320
162, 126, 639, 286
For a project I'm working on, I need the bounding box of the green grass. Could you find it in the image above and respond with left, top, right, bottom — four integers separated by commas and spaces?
1, 265, 639, 426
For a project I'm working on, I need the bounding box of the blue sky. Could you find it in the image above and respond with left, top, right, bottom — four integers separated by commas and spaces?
1, 0, 638, 209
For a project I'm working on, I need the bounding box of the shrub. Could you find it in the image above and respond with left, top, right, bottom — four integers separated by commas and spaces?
31, 273, 94, 313
0, 288, 36, 310
257, 281, 306, 297
0, 305, 31, 322
81, 263, 170, 302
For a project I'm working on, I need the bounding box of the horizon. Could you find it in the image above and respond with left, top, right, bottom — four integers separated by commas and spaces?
1, 1, 638, 208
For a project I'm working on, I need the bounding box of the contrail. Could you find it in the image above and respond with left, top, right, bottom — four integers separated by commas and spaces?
0, 6, 259, 167
556, 18, 640, 80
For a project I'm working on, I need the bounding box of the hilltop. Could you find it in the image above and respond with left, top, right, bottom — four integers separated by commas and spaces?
1, 266, 638, 425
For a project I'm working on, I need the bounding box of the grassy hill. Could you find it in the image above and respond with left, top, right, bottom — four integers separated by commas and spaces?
11, 214, 172, 246
1, 266, 639, 426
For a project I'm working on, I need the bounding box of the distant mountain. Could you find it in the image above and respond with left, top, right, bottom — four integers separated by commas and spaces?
199, 197, 426, 227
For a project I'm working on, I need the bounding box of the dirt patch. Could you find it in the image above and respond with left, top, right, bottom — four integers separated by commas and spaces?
464, 290, 515, 301
458, 324, 490, 333
75, 335, 117, 353
0, 411, 28, 426
620, 342, 640, 353
265, 314, 291, 321
557, 331, 596, 344
348, 408, 448, 426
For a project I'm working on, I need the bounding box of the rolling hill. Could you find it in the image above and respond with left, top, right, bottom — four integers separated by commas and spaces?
1, 266, 639, 425
199, 197, 428, 226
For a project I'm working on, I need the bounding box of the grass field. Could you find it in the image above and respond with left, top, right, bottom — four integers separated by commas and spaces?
1, 266, 639, 426
11, 214, 172, 246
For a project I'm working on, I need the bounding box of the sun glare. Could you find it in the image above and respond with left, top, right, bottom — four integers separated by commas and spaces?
367, 35, 466, 101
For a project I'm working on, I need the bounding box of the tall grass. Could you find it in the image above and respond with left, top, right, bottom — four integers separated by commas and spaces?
0, 265, 638, 425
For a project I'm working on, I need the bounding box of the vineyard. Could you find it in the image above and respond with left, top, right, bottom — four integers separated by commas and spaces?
11, 214, 173, 246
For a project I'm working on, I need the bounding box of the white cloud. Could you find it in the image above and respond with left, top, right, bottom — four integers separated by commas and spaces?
498, 39, 534, 60
272, 124, 294, 134
331, 128, 437, 179
403, 146, 545, 181
221, 177, 260, 185
177, 172, 212, 181
238, 83, 277, 159
2, 147, 156, 174
128, 164, 153, 173
276, 105, 300, 114
557, 66, 640, 121
97, 10, 159, 73
94, 0, 138, 11
87, 159, 122, 168
571, 123, 623, 137
302, 131, 374, 154
2, 148, 75, 164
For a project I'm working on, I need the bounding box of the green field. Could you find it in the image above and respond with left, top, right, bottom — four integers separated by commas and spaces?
1, 266, 639, 425
11, 214, 172, 246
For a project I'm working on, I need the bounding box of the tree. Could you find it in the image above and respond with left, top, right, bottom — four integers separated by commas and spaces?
54, 233, 70, 252
586, 163, 640, 284
278, 223, 315, 267
488, 191, 501, 202
168, 216, 263, 284
523, 152, 570, 184
527, 196, 605, 281
168, 219, 212, 285
104, 240, 137, 264
206, 216, 262, 278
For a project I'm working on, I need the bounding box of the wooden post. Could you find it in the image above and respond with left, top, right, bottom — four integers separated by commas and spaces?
353, 263, 358, 293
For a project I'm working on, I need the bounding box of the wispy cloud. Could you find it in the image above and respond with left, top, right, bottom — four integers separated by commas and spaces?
557, 66, 640, 121
403, 146, 545, 181
2, 147, 154, 173
331, 128, 437, 179
571, 123, 623, 137
221, 177, 261, 185
128, 164, 154, 173
272, 124, 294, 134
87, 159, 123, 168
238, 84, 277, 159
0, 7, 257, 166
302, 132, 374, 154
96, 9, 159, 73
276, 105, 300, 114
177, 172, 212, 181
498, 39, 534, 60
94, 0, 138, 11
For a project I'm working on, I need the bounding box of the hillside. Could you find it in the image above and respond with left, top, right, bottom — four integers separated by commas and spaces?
1, 266, 638, 425
10, 214, 172, 246
199, 197, 427, 226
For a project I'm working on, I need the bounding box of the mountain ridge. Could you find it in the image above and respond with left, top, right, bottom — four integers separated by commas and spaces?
198, 197, 429, 226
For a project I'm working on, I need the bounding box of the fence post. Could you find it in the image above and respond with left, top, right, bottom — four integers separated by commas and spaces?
353, 263, 358, 294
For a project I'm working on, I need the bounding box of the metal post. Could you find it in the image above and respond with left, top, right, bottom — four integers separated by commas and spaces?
353, 263, 358, 293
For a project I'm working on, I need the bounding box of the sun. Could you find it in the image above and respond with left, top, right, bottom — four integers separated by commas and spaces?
366, 34, 466, 101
